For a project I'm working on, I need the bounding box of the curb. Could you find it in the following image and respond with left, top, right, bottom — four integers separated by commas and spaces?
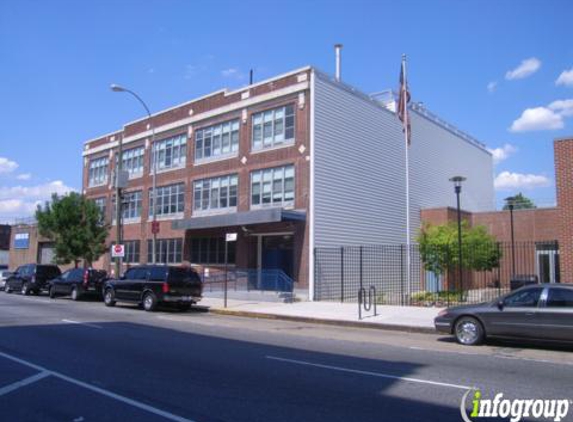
209, 308, 436, 334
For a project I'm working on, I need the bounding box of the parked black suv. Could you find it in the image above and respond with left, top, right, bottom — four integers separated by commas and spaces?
103, 265, 203, 311
49, 268, 108, 300
5, 264, 61, 295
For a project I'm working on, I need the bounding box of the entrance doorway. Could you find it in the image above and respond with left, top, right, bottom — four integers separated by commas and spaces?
261, 234, 294, 278
536, 243, 560, 283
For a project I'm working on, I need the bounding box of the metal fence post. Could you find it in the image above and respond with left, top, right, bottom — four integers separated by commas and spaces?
359, 246, 363, 291
400, 244, 405, 306
340, 247, 344, 303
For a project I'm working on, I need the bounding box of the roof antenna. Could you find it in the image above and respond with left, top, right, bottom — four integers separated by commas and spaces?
249, 69, 254, 85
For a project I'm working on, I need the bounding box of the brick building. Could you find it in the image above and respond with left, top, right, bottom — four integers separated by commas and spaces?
83, 66, 493, 299
422, 136, 573, 286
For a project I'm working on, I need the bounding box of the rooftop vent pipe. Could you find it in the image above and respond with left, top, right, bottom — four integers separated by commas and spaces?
334, 44, 343, 82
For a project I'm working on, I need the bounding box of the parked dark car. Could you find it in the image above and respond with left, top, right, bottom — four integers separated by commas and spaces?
5, 264, 61, 295
48, 268, 108, 300
435, 284, 573, 345
103, 265, 203, 311
0, 270, 11, 291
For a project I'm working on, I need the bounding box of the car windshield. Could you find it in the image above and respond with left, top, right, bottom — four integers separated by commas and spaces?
37, 266, 61, 277
169, 268, 200, 283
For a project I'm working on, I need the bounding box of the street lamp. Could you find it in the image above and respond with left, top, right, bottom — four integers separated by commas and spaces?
505, 196, 517, 277
111, 84, 158, 265
449, 176, 467, 295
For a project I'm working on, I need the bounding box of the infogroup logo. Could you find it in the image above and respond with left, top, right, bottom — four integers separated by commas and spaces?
460, 389, 571, 422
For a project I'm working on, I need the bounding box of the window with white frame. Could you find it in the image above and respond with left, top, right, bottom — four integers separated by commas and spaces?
195, 120, 239, 162
123, 240, 140, 264
190, 237, 235, 264
193, 174, 238, 214
151, 134, 187, 172
149, 183, 185, 217
117, 146, 144, 178
92, 197, 107, 222
88, 157, 109, 187
251, 165, 294, 208
147, 238, 183, 264
113, 191, 142, 221
252, 105, 295, 151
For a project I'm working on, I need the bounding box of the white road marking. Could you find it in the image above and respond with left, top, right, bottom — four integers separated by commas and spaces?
266, 355, 472, 390
0, 371, 51, 396
61, 319, 102, 329
0, 351, 197, 422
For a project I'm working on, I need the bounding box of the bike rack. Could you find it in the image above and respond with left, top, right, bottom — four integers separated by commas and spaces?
358, 285, 377, 320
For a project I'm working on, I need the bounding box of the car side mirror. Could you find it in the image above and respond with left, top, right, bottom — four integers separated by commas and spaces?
497, 300, 505, 311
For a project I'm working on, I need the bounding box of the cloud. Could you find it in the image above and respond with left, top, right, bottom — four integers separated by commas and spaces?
221, 68, 246, 80
0, 157, 18, 174
487, 144, 518, 165
0, 180, 76, 221
16, 173, 31, 181
549, 99, 573, 117
487, 81, 497, 93
556, 68, 573, 87
494, 171, 551, 191
509, 106, 564, 132
505, 57, 541, 80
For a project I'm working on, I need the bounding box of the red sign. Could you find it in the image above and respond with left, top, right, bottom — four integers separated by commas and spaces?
151, 221, 160, 234
111, 244, 124, 258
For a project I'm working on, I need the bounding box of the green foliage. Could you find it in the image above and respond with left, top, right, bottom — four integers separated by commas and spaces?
35, 192, 108, 266
417, 221, 502, 276
502, 192, 536, 210
411, 290, 464, 304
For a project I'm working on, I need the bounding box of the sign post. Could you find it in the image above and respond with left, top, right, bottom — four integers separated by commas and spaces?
224, 233, 237, 308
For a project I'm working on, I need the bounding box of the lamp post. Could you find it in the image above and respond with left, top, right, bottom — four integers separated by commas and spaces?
505, 196, 517, 277
449, 176, 466, 294
111, 84, 157, 264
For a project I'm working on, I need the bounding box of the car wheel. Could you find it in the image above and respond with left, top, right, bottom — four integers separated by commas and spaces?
49, 286, 56, 299
21, 283, 30, 296
103, 288, 116, 307
142, 292, 157, 312
5, 284, 12, 294
71, 286, 80, 301
454, 316, 484, 346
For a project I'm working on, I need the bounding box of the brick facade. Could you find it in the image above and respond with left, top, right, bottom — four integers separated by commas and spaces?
84, 68, 311, 286
555, 138, 573, 283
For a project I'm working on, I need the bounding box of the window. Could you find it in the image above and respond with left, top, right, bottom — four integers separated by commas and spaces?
93, 197, 107, 222
195, 120, 240, 162
88, 156, 109, 187
151, 134, 187, 172
193, 174, 238, 214
118, 146, 144, 178
149, 183, 185, 217
147, 238, 183, 264
546, 288, 573, 308
251, 165, 294, 208
113, 191, 142, 221
504, 288, 543, 308
190, 237, 235, 264
123, 240, 141, 264
252, 105, 295, 150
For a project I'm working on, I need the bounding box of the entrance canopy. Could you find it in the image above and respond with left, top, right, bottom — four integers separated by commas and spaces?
172, 209, 306, 231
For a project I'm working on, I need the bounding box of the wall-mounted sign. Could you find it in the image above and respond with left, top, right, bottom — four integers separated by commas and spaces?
14, 233, 30, 249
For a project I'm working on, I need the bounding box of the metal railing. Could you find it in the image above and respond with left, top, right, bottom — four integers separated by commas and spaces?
202, 268, 294, 293
314, 241, 558, 307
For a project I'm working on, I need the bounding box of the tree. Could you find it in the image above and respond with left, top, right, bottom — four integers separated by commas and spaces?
36, 192, 108, 267
502, 192, 536, 210
417, 221, 502, 276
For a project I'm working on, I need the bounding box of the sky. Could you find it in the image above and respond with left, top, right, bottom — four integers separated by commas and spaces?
0, 0, 572, 222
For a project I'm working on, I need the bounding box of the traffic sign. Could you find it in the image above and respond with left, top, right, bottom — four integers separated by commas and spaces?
151, 221, 160, 234
111, 244, 125, 258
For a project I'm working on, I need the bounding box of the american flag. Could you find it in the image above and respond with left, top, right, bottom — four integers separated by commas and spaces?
397, 58, 411, 145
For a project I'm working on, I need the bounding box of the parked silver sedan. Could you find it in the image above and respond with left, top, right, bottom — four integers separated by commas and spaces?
435, 284, 573, 345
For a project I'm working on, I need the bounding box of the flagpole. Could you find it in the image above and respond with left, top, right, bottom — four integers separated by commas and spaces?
402, 53, 412, 303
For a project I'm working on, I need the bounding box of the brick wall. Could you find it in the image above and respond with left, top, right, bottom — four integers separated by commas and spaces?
555, 138, 573, 283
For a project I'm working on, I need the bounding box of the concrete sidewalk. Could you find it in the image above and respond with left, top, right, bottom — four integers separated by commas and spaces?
200, 297, 444, 333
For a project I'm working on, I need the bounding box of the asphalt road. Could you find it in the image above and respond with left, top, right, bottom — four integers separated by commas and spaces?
0, 292, 572, 422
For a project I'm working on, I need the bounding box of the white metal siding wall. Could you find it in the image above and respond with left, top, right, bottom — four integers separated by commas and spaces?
313, 73, 407, 247
312, 72, 494, 248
